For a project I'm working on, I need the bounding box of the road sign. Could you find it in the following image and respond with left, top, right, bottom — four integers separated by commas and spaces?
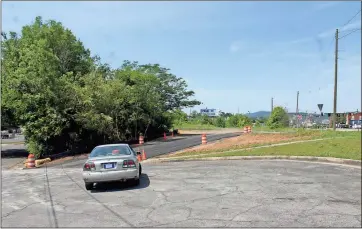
317, 104, 323, 112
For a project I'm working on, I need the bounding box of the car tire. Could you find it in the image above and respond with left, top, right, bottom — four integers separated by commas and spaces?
85, 182, 93, 190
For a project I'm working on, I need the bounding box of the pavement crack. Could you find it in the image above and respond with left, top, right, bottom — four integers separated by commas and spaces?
2, 202, 39, 218
230, 204, 263, 222
298, 201, 324, 218
327, 197, 361, 205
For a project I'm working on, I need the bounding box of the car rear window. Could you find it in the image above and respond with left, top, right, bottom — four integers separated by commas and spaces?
89, 145, 131, 157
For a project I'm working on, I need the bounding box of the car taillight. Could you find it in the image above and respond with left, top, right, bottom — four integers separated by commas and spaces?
123, 160, 136, 168
84, 162, 95, 171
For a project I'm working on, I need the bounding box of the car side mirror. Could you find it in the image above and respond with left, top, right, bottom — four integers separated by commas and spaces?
136, 151, 141, 155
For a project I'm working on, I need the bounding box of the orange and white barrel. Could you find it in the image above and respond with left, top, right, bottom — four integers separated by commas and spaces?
139, 135, 144, 145
247, 126, 252, 133
27, 154, 35, 168
244, 127, 248, 133
201, 134, 207, 144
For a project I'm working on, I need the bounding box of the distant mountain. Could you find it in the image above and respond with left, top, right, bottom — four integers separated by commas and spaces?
246, 111, 325, 119
245, 111, 270, 118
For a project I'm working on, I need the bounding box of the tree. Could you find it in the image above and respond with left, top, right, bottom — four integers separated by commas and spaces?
120, 62, 201, 111
214, 116, 226, 128
336, 114, 346, 124
170, 109, 188, 126
226, 114, 251, 128
1, 16, 201, 158
266, 106, 290, 129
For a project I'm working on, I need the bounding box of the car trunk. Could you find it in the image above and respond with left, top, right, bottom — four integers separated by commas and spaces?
88, 155, 133, 172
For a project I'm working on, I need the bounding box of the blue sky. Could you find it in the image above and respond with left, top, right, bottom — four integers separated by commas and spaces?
2, 1, 361, 114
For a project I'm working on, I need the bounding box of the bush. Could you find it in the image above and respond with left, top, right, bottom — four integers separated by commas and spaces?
266, 106, 290, 129
226, 114, 252, 128
214, 117, 226, 128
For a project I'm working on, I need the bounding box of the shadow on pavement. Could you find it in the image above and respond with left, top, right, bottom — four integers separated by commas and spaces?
1, 149, 29, 158
91, 174, 150, 193
141, 137, 187, 145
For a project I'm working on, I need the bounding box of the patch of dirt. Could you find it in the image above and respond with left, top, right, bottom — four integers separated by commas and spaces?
166, 133, 317, 157
178, 129, 243, 135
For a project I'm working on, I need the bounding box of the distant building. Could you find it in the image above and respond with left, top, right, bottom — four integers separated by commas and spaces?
346, 112, 362, 126
200, 108, 219, 117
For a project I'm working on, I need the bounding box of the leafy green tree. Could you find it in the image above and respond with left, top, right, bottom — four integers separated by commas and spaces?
226, 114, 251, 128
1, 16, 201, 158
169, 109, 188, 127
237, 115, 252, 127
214, 116, 226, 128
266, 106, 290, 129
336, 114, 346, 124
199, 114, 212, 125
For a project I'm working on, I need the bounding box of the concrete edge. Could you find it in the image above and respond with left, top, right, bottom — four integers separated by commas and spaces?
142, 156, 362, 167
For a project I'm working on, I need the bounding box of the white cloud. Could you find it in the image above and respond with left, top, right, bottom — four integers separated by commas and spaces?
229, 41, 242, 53
312, 2, 341, 11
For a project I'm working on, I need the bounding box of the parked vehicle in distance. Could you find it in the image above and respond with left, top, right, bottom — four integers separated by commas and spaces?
1, 130, 10, 139
82, 144, 142, 190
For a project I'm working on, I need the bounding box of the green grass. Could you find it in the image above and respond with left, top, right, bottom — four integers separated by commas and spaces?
196, 135, 361, 160
173, 123, 222, 130
168, 129, 361, 159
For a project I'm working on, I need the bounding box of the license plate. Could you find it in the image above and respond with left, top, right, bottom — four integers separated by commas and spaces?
104, 163, 114, 169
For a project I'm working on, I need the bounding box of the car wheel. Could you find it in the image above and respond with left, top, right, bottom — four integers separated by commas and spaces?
85, 182, 93, 190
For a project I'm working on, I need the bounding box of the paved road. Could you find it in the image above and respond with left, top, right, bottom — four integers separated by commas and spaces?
51, 133, 242, 168
1, 134, 25, 144
2, 160, 361, 227
1, 136, 28, 169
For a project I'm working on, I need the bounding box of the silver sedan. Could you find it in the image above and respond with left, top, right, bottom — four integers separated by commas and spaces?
82, 144, 142, 190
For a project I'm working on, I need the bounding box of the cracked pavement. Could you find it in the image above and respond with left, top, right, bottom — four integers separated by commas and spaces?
2, 160, 361, 227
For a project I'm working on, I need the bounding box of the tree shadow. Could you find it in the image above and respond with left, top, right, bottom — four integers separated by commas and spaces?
1, 149, 29, 158
142, 137, 187, 145
91, 173, 150, 193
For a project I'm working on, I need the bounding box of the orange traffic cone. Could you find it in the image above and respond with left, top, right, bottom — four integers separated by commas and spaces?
141, 150, 147, 160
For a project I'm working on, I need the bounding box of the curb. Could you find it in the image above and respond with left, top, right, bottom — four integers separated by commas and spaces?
142, 156, 362, 167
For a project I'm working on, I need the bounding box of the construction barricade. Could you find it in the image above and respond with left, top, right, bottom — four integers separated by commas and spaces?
201, 134, 207, 144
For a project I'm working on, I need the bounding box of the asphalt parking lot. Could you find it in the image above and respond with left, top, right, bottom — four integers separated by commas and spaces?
2, 160, 361, 227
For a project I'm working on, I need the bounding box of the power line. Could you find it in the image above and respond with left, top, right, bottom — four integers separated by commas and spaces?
340, 28, 362, 33
341, 9, 361, 30
338, 28, 361, 40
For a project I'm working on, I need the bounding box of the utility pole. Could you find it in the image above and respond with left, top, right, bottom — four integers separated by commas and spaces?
271, 97, 274, 112
332, 29, 339, 131
296, 91, 299, 128
296, 91, 299, 114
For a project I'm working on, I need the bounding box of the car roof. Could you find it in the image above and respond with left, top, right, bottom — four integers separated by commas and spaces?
95, 144, 130, 148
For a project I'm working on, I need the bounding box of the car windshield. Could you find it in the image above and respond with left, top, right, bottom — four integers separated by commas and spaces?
89, 145, 131, 158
